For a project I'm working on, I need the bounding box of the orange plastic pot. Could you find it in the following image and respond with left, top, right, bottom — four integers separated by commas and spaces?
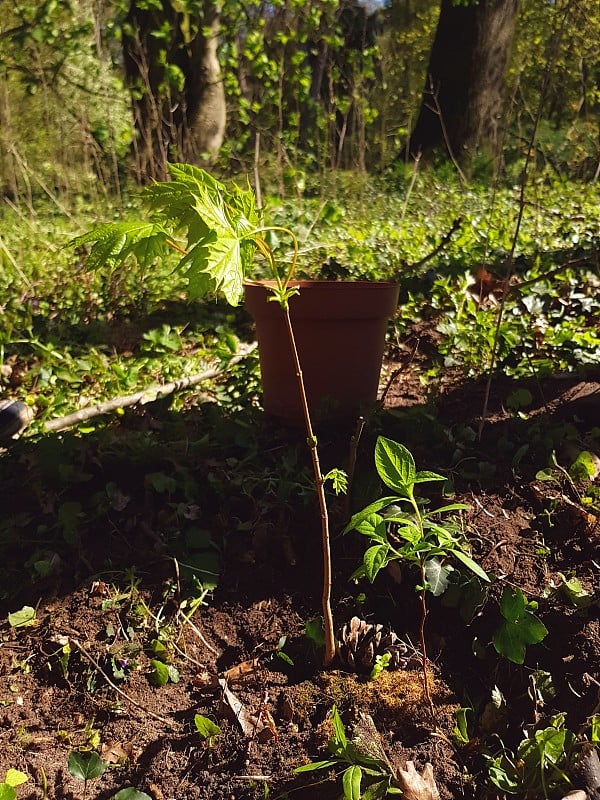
244, 280, 399, 425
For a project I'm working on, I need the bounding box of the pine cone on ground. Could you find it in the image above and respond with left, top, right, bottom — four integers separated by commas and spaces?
337, 616, 408, 674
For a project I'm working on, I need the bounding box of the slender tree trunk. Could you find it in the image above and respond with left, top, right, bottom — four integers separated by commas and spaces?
407, 0, 519, 164
184, 1, 226, 163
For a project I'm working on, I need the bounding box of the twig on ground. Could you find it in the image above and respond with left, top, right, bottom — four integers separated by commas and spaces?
44, 343, 257, 432
68, 636, 180, 729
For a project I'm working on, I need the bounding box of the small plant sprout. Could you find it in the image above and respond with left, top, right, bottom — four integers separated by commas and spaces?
194, 714, 222, 747
112, 790, 153, 800
492, 586, 548, 664
344, 436, 490, 717
295, 705, 397, 799
370, 652, 392, 680
67, 751, 108, 799
0, 770, 29, 800
296, 705, 441, 799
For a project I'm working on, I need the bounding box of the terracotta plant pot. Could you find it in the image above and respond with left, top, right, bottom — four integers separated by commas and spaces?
244, 280, 400, 425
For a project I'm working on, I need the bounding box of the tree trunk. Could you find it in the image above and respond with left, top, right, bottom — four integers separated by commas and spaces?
123, 0, 226, 182
184, 2, 226, 164
407, 0, 519, 164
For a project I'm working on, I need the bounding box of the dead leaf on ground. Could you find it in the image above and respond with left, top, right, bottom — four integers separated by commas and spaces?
397, 761, 440, 800
218, 678, 275, 741
101, 740, 135, 764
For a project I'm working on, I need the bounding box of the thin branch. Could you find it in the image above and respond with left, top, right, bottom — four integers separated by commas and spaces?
406, 217, 463, 273
44, 344, 257, 432
69, 637, 180, 729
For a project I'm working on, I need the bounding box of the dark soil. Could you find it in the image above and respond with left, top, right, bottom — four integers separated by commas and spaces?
1, 347, 599, 800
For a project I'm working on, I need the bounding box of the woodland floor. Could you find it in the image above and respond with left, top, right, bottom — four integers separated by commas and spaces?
0, 322, 599, 800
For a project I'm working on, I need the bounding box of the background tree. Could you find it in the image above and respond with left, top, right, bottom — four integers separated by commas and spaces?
407, 0, 520, 167
122, 0, 226, 182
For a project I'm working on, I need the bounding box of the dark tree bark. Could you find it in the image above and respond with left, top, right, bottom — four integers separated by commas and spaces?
123, 0, 226, 182
407, 0, 519, 164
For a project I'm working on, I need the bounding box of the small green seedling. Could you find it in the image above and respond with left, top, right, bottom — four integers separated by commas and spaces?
148, 659, 180, 686
194, 714, 222, 747
112, 790, 153, 800
0, 770, 29, 800
68, 751, 108, 799
492, 586, 548, 664
370, 652, 392, 680
295, 705, 399, 799
344, 436, 489, 714
486, 713, 576, 797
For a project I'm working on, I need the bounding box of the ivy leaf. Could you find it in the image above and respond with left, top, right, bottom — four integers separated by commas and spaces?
493, 587, 548, 664
67, 751, 107, 782
112, 790, 153, 800
424, 557, 452, 596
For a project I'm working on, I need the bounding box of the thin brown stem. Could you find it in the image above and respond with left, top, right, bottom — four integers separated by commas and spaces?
418, 562, 435, 722
281, 306, 336, 666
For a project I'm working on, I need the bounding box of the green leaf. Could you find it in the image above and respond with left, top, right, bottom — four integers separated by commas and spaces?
148, 659, 169, 686
3, 771, 28, 789
499, 586, 526, 620
342, 765, 362, 800
330, 706, 348, 750
534, 727, 567, 765
362, 779, 393, 799
70, 222, 169, 272
294, 759, 339, 773
452, 549, 490, 582
194, 714, 221, 740
590, 714, 600, 743
363, 544, 389, 583
113, 790, 153, 800
352, 514, 388, 543
568, 450, 598, 481
424, 557, 452, 596
487, 755, 520, 793
493, 587, 548, 664
67, 751, 107, 782
453, 708, 470, 744
374, 437, 415, 494
343, 498, 399, 534
413, 470, 446, 484
8, 606, 36, 628
0, 785, 16, 800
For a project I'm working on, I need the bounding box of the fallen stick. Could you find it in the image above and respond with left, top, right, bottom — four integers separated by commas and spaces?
44, 342, 257, 432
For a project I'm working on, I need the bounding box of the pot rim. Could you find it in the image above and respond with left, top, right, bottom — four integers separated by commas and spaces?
244, 279, 399, 289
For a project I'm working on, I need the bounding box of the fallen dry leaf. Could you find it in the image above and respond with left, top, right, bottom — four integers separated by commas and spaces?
218, 679, 276, 741
397, 761, 440, 800
101, 740, 135, 764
